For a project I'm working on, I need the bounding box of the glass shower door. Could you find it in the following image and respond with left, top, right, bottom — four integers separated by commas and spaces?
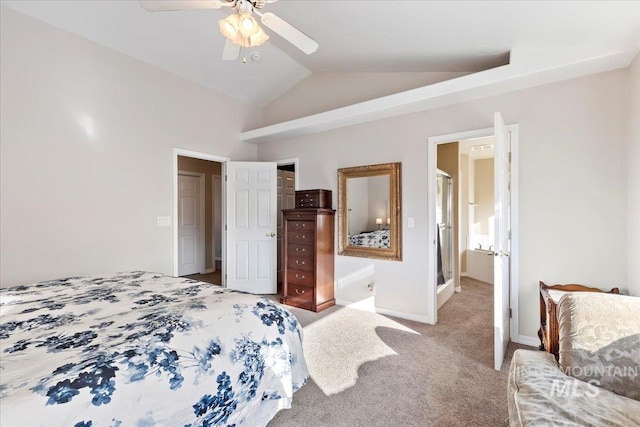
436, 171, 453, 284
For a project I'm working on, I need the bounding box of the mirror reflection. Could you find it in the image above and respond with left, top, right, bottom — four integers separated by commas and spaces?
337, 162, 402, 261
347, 175, 390, 248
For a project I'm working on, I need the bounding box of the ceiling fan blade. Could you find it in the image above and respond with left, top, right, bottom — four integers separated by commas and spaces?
139, 0, 226, 12
221, 38, 241, 61
260, 12, 318, 55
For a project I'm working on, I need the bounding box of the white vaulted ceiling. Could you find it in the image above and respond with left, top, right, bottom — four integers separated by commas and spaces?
2, 1, 639, 108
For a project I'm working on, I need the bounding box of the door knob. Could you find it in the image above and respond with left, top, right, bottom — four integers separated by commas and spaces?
266, 232, 276, 237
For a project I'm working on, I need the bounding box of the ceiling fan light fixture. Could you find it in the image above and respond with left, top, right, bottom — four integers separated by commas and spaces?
219, 11, 268, 49
219, 14, 240, 39
238, 13, 258, 38
249, 26, 269, 47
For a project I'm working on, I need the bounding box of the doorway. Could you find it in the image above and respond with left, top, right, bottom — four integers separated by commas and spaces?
173, 149, 229, 285
276, 162, 296, 294
435, 137, 497, 308
427, 118, 519, 370
173, 150, 298, 293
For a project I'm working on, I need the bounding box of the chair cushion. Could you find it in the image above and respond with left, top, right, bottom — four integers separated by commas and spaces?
557, 292, 640, 400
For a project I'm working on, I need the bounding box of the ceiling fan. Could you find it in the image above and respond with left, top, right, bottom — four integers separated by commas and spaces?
139, 0, 319, 61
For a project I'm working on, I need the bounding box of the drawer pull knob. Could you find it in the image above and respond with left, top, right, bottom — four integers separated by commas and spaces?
295, 260, 305, 265
296, 274, 305, 279
295, 248, 306, 252
295, 289, 305, 294
295, 223, 306, 228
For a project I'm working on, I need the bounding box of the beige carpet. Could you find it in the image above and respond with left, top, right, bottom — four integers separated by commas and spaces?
269, 278, 532, 426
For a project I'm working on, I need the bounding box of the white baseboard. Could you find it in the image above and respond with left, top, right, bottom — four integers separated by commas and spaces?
516, 335, 540, 347
376, 307, 434, 324
336, 299, 435, 325
202, 268, 214, 274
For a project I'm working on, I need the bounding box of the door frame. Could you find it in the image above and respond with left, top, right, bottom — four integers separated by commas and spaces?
426, 124, 520, 343
177, 171, 206, 275
276, 158, 300, 186
173, 148, 230, 284
212, 174, 223, 272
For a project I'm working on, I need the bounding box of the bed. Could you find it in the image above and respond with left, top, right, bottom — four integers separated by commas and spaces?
348, 228, 389, 248
0, 271, 309, 426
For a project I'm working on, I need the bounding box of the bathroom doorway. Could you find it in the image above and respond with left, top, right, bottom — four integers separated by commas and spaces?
427, 118, 520, 370
462, 137, 496, 287
435, 137, 497, 308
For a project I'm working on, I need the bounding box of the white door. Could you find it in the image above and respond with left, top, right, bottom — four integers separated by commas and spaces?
277, 170, 296, 285
226, 162, 277, 294
493, 112, 511, 370
178, 174, 203, 276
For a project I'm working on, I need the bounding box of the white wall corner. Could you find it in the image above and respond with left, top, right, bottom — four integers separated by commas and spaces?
516, 335, 541, 348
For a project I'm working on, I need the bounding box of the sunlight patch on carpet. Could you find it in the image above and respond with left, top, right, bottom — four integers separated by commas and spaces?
302, 307, 419, 395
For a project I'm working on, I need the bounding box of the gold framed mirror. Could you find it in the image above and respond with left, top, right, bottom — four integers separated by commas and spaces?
337, 162, 402, 261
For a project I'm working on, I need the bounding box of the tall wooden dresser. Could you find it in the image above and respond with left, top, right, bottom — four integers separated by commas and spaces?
281, 190, 335, 312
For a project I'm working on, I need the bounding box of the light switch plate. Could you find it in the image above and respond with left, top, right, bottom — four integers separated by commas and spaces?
408, 217, 415, 228
157, 216, 171, 227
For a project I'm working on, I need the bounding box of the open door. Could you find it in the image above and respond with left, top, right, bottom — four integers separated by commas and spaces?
493, 112, 511, 370
226, 162, 278, 294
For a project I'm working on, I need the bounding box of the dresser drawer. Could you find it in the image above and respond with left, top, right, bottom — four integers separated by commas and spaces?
295, 189, 332, 209
287, 256, 314, 272
285, 284, 314, 303
287, 244, 314, 259
287, 269, 314, 286
288, 230, 314, 245
296, 197, 319, 209
287, 220, 314, 232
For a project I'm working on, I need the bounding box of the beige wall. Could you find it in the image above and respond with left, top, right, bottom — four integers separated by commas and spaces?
177, 156, 222, 271
0, 8, 260, 286
627, 54, 640, 296
473, 158, 495, 236
257, 68, 630, 341
263, 72, 470, 126
437, 143, 460, 286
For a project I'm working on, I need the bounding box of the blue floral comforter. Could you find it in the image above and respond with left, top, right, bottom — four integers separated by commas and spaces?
0, 271, 309, 427
348, 229, 390, 248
